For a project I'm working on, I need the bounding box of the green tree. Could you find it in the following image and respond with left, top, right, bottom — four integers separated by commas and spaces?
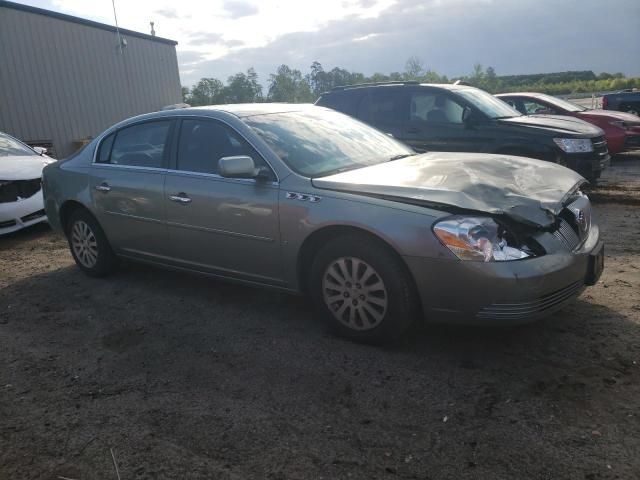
223, 68, 263, 103
181, 86, 191, 104
267, 64, 313, 102
189, 78, 225, 106
404, 56, 424, 80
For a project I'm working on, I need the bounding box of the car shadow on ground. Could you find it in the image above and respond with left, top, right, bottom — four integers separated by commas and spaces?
2, 262, 638, 479
2, 260, 635, 376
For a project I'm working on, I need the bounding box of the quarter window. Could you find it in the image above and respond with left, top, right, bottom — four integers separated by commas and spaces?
101, 121, 171, 168
97, 133, 114, 163
177, 119, 269, 176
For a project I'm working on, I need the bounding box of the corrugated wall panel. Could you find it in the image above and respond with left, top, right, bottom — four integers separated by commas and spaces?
0, 6, 182, 157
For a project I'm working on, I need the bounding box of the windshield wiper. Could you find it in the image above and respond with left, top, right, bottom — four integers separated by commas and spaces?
388, 153, 416, 161
314, 165, 362, 178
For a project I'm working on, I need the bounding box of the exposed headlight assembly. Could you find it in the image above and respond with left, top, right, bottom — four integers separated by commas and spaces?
433, 217, 530, 262
553, 138, 593, 153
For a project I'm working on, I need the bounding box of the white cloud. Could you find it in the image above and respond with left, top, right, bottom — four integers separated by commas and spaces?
19, 0, 640, 87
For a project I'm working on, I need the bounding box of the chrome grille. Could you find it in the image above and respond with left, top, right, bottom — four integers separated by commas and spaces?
553, 218, 580, 251
591, 136, 608, 158
477, 281, 583, 321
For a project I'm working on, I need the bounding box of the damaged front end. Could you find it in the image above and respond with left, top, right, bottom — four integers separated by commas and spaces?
431, 188, 592, 264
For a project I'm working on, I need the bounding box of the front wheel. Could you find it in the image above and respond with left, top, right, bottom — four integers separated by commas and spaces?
67, 209, 117, 277
310, 235, 419, 343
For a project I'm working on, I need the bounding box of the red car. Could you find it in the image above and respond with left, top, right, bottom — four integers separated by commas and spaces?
497, 92, 640, 155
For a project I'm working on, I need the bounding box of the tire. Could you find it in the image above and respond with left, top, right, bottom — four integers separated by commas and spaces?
621, 104, 639, 116
66, 209, 117, 277
309, 234, 419, 344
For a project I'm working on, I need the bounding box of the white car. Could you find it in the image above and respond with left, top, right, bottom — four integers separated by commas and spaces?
0, 132, 55, 235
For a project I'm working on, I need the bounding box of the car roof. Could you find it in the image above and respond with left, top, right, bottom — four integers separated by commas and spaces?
182, 103, 319, 118
495, 92, 549, 98
105, 103, 326, 132
324, 82, 474, 94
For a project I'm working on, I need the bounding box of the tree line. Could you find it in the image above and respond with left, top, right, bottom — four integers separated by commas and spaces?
182, 57, 640, 106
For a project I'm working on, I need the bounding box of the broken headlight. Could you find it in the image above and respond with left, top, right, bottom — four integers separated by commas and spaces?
433, 216, 531, 262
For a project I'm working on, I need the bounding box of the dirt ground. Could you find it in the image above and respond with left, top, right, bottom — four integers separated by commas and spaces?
1, 155, 639, 480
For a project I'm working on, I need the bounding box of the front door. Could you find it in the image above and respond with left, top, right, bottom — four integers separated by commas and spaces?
401, 89, 485, 152
90, 120, 173, 258
164, 118, 282, 285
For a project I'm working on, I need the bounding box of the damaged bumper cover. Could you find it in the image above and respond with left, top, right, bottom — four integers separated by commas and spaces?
0, 189, 47, 235
405, 222, 602, 325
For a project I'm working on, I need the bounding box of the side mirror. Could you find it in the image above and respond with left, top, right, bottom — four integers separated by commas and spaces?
33, 146, 47, 156
462, 106, 480, 128
218, 155, 260, 179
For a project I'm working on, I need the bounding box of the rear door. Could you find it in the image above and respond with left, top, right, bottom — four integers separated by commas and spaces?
90, 120, 173, 258
164, 117, 282, 284
356, 87, 407, 139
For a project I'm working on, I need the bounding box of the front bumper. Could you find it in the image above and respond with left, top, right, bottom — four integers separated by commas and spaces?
565, 152, 610, 179
623, 134, 640, 151
0, 190, 47, 235
405, 224, 602, 325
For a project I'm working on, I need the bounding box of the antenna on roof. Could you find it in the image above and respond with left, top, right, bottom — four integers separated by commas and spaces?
150, 21, 156, 36
111, 0, 123, 53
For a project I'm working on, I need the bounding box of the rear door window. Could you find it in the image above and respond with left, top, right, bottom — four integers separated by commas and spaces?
358, 88, 406, 124
319, 90, 364, 117
104, 121, 171, 168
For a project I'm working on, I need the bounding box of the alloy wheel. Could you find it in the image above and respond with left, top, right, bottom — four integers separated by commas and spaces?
71, 220, 99, 268
322, 257, 388, 331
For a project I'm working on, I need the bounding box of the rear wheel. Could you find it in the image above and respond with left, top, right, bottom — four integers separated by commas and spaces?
310, 235, 418, 343
621, 104, 639, 116
67, 209, 117, 277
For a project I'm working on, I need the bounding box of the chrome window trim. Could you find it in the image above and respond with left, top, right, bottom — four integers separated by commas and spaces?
92, 114, 281, 183
91, 163, 168, 174
164, 168, 278, 187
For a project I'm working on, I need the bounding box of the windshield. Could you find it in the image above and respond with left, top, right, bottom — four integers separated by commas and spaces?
531, 93, 587, 112
456, 88, 522, 119
0, 134, 36, 157
244, 109, 414, 178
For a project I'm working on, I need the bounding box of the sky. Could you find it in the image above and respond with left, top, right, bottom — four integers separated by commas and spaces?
15, 0, 640, 87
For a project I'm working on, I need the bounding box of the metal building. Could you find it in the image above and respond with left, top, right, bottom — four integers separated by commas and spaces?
0, 1, 182, 158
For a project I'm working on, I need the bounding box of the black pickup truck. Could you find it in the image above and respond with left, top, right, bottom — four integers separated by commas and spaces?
602, 90, 640, 116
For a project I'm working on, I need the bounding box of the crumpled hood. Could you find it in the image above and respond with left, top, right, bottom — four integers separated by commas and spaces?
312, 152, 586, 228
0, 155, 54, 181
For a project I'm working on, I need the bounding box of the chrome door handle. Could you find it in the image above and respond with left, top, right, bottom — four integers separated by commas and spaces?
95, 183, 111, 192
169, 194, 192, 204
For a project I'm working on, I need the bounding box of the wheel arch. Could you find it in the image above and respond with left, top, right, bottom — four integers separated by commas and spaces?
296, 225, 419, 301
59, 200, 93, 234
